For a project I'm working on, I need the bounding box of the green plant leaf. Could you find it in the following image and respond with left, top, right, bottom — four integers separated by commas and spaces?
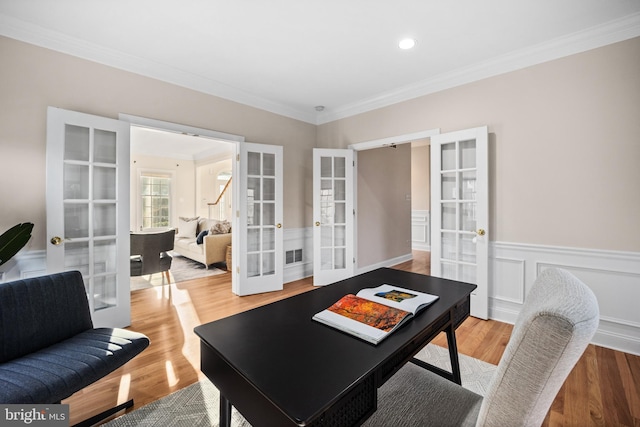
0, 222, 34, 267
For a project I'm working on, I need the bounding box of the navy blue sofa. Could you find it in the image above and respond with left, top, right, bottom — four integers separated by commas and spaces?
0, 271, 149, 425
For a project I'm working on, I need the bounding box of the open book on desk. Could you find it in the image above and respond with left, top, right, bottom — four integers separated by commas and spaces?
312, 284, 439, 345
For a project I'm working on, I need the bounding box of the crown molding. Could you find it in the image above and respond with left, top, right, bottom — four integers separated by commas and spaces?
0, 14, 318, 124
316, 12, 640, 125
2, 12, 639, 126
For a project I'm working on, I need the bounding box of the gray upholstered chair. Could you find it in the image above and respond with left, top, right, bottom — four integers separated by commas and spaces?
130, 229, 175, 282
364, 267, 599, 427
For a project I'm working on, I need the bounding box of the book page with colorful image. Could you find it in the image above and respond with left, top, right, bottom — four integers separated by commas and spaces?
312, 284, 439, 344
326, 294, 411, 332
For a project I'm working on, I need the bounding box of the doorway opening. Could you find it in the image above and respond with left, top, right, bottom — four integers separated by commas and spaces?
348, 129, 438, 272
122, 114, 243, 291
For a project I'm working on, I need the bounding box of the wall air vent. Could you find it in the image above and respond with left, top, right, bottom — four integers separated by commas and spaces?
285, 249, 303, 265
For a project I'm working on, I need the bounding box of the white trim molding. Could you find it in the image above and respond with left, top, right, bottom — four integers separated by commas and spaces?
491, 241, 640, 356
0, 250, 47, 283
411, 210, 431, 251
355, 253, 414, 276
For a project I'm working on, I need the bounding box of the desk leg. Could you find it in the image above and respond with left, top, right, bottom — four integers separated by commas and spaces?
220, 394, 232, 427
446, 325, 462, 385
410, 323, 463, 385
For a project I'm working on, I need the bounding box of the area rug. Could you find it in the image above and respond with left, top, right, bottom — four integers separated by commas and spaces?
104, 344, 497, 426
130, 254, 227, 291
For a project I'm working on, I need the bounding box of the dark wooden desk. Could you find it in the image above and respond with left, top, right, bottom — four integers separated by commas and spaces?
194, 268, 476, 427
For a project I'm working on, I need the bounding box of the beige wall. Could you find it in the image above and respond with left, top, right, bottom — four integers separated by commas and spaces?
196, 157, 233, 220
319, 37, 640, 253
357, 144, 412, 266
2, 35, 639, 256
411, 143, 430, 211
0, 36, 316, 250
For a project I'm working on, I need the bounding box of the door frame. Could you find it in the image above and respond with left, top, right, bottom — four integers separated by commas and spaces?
119, 114, 244, 291
347, 128, 441, 273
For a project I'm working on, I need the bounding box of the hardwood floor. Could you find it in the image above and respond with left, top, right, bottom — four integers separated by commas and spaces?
65, 252, 640, 426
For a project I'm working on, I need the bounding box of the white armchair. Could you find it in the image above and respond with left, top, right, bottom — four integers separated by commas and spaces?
364, 268, 599, 427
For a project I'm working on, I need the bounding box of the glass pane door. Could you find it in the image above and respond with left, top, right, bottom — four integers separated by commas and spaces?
236, 142, 283, 296
431, 127, 488, 319
46, 107, 131, 328
313, 149, 354, 286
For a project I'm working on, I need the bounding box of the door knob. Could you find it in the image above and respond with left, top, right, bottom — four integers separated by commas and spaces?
276, 223, 282, 229
315, 221, 320, 227
476, 229, 486, 236
50, 236, 63, 245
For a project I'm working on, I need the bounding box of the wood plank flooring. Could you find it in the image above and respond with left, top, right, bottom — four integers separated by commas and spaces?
65, 252, 640, 426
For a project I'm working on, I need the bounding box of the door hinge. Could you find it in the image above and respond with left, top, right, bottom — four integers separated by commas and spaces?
237, 154, 240, 162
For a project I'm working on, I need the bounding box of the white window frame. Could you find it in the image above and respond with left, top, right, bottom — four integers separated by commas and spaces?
136, 169, 176, 232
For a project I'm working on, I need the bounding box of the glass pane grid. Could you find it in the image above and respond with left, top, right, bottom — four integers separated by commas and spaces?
141, 175, 171, 229
245, 150, 281, 279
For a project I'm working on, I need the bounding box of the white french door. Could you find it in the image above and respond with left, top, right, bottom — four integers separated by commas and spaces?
312, 149, 355, 286
46, 107, 131, 328
234, 142, 284, 296
430, 126, 489, 319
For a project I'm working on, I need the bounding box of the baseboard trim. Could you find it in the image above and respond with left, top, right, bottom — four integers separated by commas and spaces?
355, 253, 413, 276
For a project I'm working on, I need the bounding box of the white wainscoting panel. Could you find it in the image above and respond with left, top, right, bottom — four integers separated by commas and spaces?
0, 250, 47, 283
8, 237, 639, 356
411, 210, 430, 251
490, 242, 640, 356
283, 227, 313, 284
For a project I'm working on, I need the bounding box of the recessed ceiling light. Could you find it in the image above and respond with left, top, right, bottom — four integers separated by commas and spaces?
399, 38, 417, 50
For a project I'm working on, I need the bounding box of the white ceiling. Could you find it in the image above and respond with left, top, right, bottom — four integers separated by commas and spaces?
1, 1, 639, 124
130, 126, 234, 160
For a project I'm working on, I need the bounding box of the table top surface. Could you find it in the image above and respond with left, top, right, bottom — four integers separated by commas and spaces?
194, 268, 476, 425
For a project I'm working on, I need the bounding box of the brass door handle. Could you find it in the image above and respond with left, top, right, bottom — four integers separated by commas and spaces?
276, 223, 282, 229
315, 221, 320, 227
476, 229, 486, 236
50, 236, 63, 245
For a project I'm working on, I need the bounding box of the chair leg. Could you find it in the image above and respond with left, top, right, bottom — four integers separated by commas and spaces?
164, 270, 171, 283
71, 399, 134, 427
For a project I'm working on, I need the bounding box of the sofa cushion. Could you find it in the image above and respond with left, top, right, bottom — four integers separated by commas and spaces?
0, 271, 93, 364
197, 218, 210, 234
0, 328, 149, 404
174, 237, 205, 255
